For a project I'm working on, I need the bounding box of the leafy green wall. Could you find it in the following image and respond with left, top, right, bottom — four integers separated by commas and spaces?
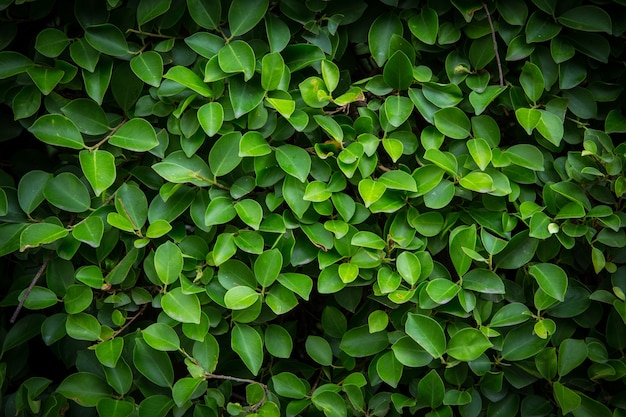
1, 0, 626, 416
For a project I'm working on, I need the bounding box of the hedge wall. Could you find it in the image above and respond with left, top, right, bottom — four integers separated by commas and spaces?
1, 0, 626, 416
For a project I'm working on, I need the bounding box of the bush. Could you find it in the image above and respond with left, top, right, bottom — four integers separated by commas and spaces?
1, 0, 626, 416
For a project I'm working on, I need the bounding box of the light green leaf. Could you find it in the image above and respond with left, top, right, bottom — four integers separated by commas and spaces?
161, 288, 201, 323
164, 66, 212, 97
447, 328, 492, 361
261, 52, 285, 91
218, 40, 256, 81
143, 323, 180, 351
434, 107, 471, 139
72, 216, 104, 248
209, 131, 242, 176
224, 286, 260, 310
276, 144, 311, 182
109, 118, 158, 152
408, 7, 438, 44
198, 102, 224, 137
131, 51, 163, 87
154, 241, 183, 285
368, 12, 403, 67
29, 114, 84, 149
44, 172, 91, 213
79, 150, 115, 197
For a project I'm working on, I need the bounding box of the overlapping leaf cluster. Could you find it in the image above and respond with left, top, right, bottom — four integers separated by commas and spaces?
1, 0, 626, 416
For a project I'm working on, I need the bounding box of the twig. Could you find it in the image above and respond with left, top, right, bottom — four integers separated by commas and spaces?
10, 252, 53, 323
109, 303, 148, 338
482, 2, 504, 87
205, 373, 269, 411
85, 118, 128, 151
126, 28, 181, 39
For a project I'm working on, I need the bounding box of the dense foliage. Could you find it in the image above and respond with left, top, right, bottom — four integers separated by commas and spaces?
1, 0, 626, 416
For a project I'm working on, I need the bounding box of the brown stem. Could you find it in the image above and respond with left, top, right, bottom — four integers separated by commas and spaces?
482, 2, 504, 87
107, 303, 148, 339
205, 373, 269, 411
86, 118, 128, 151
10, 252, 53, 323
126, 28, 180, 39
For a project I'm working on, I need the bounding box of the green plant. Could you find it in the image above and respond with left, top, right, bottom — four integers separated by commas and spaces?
1, 0, 626, 416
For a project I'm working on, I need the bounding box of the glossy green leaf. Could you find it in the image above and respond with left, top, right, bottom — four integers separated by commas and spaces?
272, 372, 307, 399
405, 313, 446, 358
79, 150, 115, 197
447, 328, 492, 361
529, 263, 568, 302
57, 372, 112, 407
467, 138, 492, 171
29, 114, 84, 149
133, 338, 174, 387
218, 40, 255, 81
553, 382, 581, 415
187, 0, 220, 29
339, 325, 388, 357
137, 0, 171, 25
232, 324, 263, 375
65, 312, 101, 341
154, 241, 183, 285
143, 323, 180, 351
44, 172, 91, 213
383, 51, 413, 90
109, 118, 158, 152
228, 0, 268, 37
164, 65, 212, 97
383, 96, 413, 128
0, 51, 33, 78
85, 24, 128, 56
558, 6, 612, 33
368, 13, 403, 67
376, 351, 403, 388
35, 28, 70, 58
502, 323, 549, 361
209, 131, 242, 176
519, 62, 544, 103
229, 75, 265, 118
276, 144, 311, 182
161, 288, 201, 323
434, 107, 471, 139
131, 51, 163, 87
409, 7, 438, 44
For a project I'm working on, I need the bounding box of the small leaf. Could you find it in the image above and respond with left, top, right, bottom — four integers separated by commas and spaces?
224, 286, 260, 310
143, 323, 180, 351
187, 0, 220, 29
57, 373, 113, 407
154, 241, 183, 285
434, 107, 471, 139
276, 144, 311, 182
79, 150, 116, 197
209, 131, 242, 176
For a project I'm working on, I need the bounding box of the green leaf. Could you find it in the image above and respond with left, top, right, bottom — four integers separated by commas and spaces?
44, 172, 91, 213
515, 108, 542, 135
376, 351, 403, 388
109, 118, 158, 152
553, 382, 581, 415
447, 328, 492, 361
426, 278, 460, 304
396, 251, 421, 286
29, 114, 84, 149
339, 325, 388, 357
434, 107, 471, 139
133, 338, 174, 387
61, 98, 109, 135
351, 231, 386, 250
64, 284, 93, 314
358, 178, 386, 208
218, 40, 256, 82
0, 51, 33, 79
161, 288, 201, 324
265, 13, 290, 53
313, 115, 344, 142
234, 199, 263, 230
505, 144, 544, 171
224, 286, 260, 310
232, 324, 263, 375
261, 52, 285, 91
229, 75, 265, 118
65, 312, 101, 341
501, 322, 549, 361
558, 6, 612, 33
459, 171, 495, 193
558, 339, 587, 377
423, 83, 463, 108
277, 273, 313, 301
187, 0, 220, 29
306, 335, 333, 366
197, 102, 223, 137
383, 96, 414, 128
312, 390, 347, 417
254, 249, 282, 287
494, 231, 539, 269
95, 338, 124, 368
368, 12, 403, 67
208, 131, 242, 176
131, 51, 163, 87
536, 110, 564, 147
83, 58, 113, 104
174, 378, 203, 409
20, 223, 68, 251
205, 196, 237, 226
467, 138, 492, 171
152, 151, 213, 187
21, 286, 58, 310
26, 67, 64, 95
405, 313, 446, 358
272, 372, 307, 399
138, 395, 174, 417
12, 85, 41, 120
383, 50, 413, 90
137, 0, 171, 25
143, 323, 180, 351
276, 144, 311, 182
57, 372, 113, 407
408, 7, 438, 45
228, 0, 268, 37
79, 150, 115, 197
85, 24, 128, 56
154, 241, 183, 285
529, 263, 568, 302
115, 183, 148, 230
468, 85, 507, 115
35, 28, 70, 58
519, 62, 544, 103
164, 66, 212, 97
462, 269, 505, 294
265, 324, 293, 358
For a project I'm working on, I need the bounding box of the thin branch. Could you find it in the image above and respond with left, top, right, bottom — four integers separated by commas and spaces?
108, 303, 148, 338
85, 118, 128, 151
10, 252, 53, 323
205, 373, 269, 411
126, 28, 181, 39
482, 2, 504, 87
